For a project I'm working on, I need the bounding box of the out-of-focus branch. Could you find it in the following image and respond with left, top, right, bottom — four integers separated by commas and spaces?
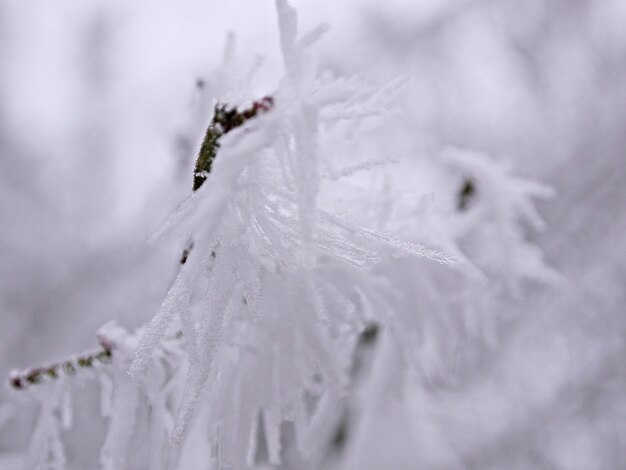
8, 343, 112, 391
457, 179, 476, 211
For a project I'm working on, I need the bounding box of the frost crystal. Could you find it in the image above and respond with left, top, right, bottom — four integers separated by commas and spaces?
125, 0, 453, 464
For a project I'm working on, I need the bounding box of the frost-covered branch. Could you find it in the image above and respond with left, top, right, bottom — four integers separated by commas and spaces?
8, 346, 112, 391
6, 322, 143, 393
7, 95, 275, 392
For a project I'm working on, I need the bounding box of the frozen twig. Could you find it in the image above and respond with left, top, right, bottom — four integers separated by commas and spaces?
193, 96, 274, 191
8, 343, 112, 391
7, 96, 277, 393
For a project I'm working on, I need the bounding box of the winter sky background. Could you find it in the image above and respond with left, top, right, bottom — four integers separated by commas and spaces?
1, 0, 625, 468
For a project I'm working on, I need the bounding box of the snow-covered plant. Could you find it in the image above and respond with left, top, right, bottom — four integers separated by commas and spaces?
4, 1, 560, 469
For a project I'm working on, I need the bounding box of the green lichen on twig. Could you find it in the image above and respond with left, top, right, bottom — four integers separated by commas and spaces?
193, 96, 274, 191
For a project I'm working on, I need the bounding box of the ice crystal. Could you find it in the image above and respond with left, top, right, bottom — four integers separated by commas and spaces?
125, 0, 453, 464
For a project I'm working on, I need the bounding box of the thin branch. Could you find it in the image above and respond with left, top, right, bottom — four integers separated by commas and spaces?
8, 343, 112, 391
193, 96, 274, 191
